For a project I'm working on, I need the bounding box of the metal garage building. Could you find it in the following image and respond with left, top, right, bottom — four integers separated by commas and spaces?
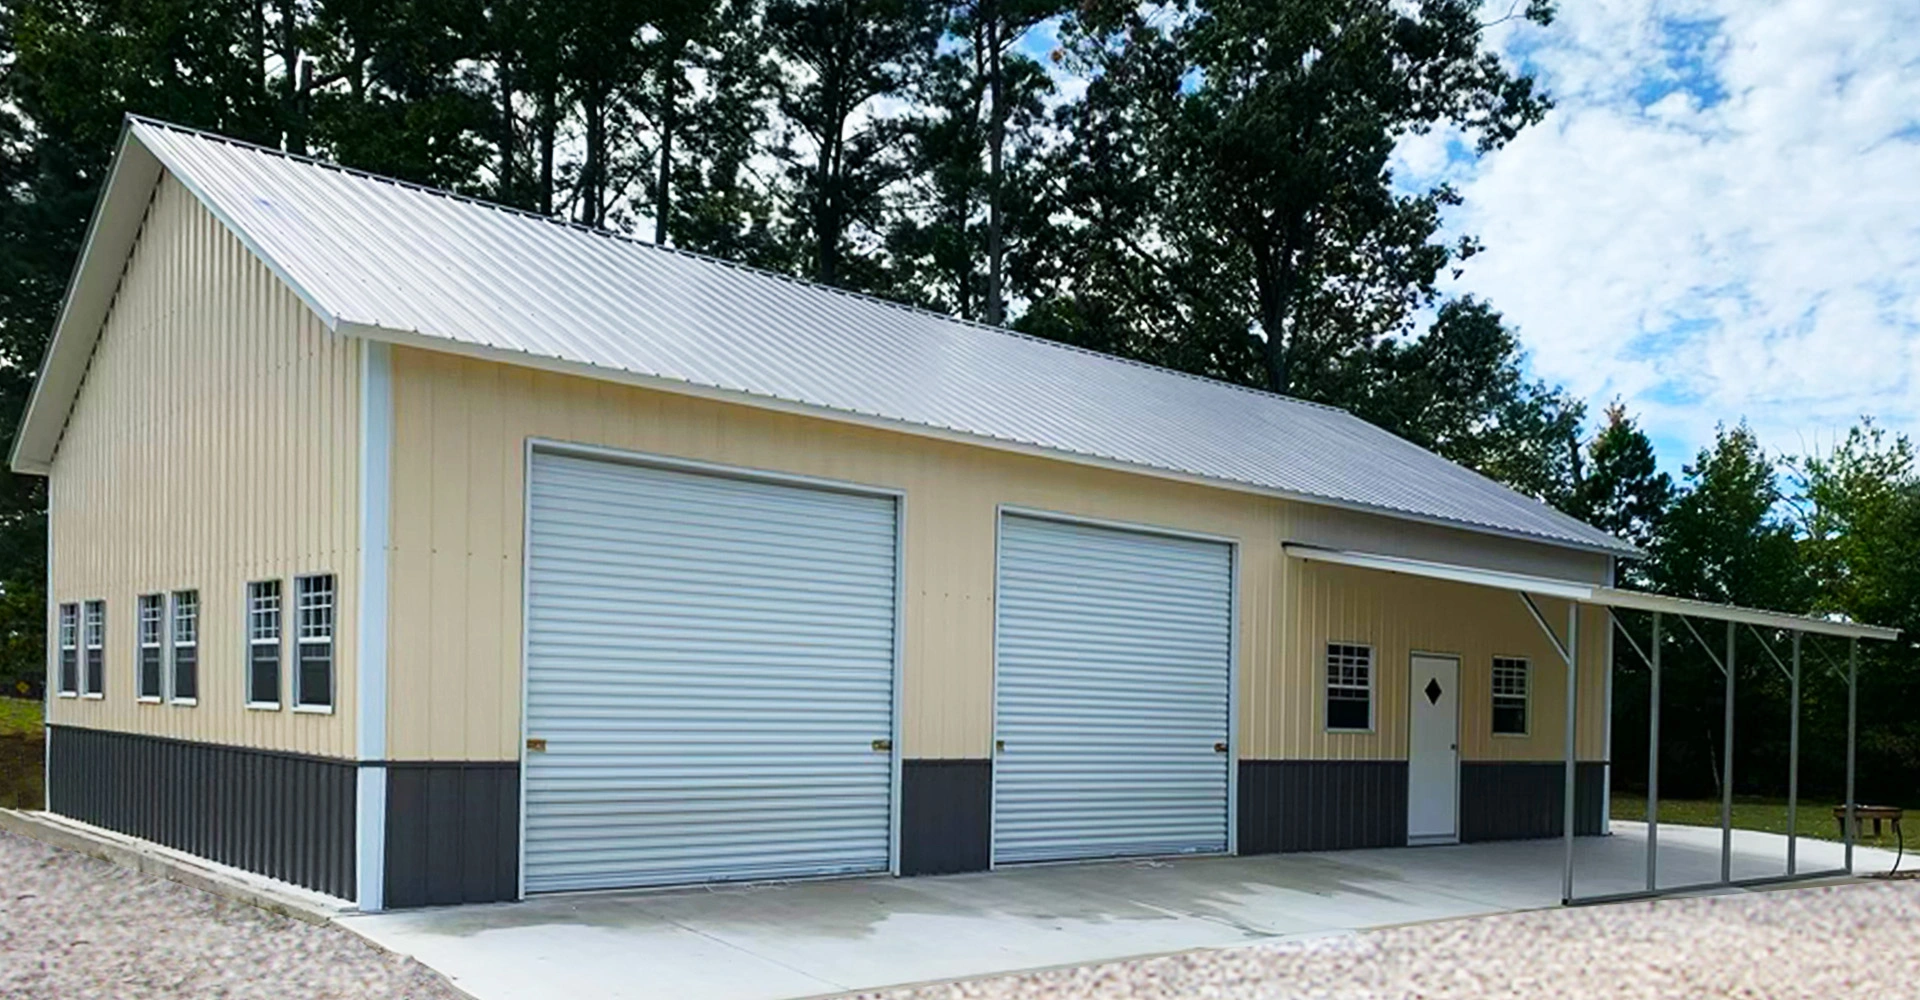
15, 117, 1894, 912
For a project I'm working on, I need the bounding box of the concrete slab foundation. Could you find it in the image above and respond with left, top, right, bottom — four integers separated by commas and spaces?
337, 825, 1902, 1000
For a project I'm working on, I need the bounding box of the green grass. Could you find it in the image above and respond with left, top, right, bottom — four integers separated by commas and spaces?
1611, 794, 1909, 853
0, 696, 42, 738
0, 697, 42, 809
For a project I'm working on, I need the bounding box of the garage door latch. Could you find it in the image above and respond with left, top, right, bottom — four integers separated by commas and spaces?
871, 738, 893, 752
526, 737, 548, 753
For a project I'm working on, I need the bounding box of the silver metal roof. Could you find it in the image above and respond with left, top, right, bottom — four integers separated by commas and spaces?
14, 118, 1636, 556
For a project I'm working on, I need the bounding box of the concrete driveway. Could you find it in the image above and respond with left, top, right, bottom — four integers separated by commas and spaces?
337, 825, 1902, 1000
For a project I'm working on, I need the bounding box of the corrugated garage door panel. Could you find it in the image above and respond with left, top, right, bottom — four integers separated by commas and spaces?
524, 452, 898, 893
993, 515, 1233, 864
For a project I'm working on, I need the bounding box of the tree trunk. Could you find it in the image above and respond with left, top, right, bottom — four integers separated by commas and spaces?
581, 89, 606, 227
654, 52, 679, 246
537, 89, 556, 216
984, 3, 1005, 327
277, 0, 306, 155
497, 63, 517, 205
1250, 241, 1291, 395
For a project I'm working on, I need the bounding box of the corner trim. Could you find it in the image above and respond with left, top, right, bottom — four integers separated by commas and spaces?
355, 339, 392, 910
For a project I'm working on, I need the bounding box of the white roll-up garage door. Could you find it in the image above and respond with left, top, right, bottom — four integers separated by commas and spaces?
523, 451, 898, 893
993, 514, 1233, 864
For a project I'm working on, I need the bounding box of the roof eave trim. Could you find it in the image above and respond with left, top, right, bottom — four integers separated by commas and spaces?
9, 122, 162, 476
336, 319, 1640, 560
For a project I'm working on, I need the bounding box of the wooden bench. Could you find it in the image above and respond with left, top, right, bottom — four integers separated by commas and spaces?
1833, 804, 1903, 840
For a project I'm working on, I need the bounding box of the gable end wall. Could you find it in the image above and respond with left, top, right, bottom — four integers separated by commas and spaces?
47, 173, 360, 758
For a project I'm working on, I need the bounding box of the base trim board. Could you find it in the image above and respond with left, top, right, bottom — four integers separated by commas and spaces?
384, 760, 519, 908
900, 759, 990, 876
1460, 761, 1608, 842
45, 724, 356, 899
1238, 760, 1409, 854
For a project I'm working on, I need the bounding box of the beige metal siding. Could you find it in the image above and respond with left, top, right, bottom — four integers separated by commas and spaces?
1272, 562, 1609, 762
46, 174, 359, 757
387, 347, 1609, 767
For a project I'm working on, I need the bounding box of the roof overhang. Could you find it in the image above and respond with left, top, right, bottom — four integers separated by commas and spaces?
1285, 543, 1901, 642
9, 123, 166, 475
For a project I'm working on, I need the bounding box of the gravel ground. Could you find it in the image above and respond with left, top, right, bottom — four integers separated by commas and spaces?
863, 879, 1920, 1000
0, 831, 465, 1000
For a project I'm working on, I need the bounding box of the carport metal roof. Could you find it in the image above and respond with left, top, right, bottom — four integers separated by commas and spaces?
1284, 544, 1901, 641
1284, 543, 1901, 905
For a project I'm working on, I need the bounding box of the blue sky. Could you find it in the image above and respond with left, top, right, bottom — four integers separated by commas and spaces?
1018, 2, 1919, 479
1405, 0, 1920, 477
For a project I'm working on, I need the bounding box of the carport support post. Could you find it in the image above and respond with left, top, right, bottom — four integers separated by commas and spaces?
1845, 637, 1858, 873
1720, 620, 1735, 884
1562, 602, 1579, 905
1646, 611, 1661, 893
1787, 631, 1800, 875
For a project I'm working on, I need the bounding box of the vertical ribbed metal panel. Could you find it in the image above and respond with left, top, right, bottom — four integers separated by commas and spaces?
46, 172, 359, 758
523, 451, 898, 893
992, 515, 1232, 864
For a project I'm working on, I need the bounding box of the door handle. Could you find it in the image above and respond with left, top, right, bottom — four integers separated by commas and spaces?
995, 739, 1005, 753
1214, 742, 1229, 753
871, 738, 892, 752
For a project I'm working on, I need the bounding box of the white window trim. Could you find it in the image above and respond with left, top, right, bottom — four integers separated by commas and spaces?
293, 573, 335, 710
170, 591, 199, 707
1324, 640, 1376, 734
56, 603, 78, 698
136, 594, 164, 703
247, 581, 283, 711
1491, 654, 1532, 738
81, 599, 105, 699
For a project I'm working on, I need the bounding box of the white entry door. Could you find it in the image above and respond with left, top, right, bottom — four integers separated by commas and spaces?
1407, 654, 1460, 845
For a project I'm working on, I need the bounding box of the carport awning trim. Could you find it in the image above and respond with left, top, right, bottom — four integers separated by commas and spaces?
1282, 544, 1901, 642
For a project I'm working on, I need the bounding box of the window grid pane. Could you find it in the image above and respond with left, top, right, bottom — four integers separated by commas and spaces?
138, 595, 163, 646
297, 575, 333, 643
249, 580, 281, 642
172, 591, 198, 647
1326, 643, 1372, 730
1492, 656, 1529, 735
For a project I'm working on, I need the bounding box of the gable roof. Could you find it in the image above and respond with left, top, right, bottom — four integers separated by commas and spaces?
12, 116, 1637, 558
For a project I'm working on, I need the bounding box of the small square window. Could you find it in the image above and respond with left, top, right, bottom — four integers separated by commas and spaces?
171, 591, 199, 704
294, 574, 334, 710
137, 594, 164, 700
1326, 643, 1373, 731
247, 581, 281, 707
82, 600, 105, 697
1492, 657, 1529, 736
56, 604, 78, 696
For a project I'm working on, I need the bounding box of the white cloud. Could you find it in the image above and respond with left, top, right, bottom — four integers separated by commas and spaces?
1435, 0, 1920, 470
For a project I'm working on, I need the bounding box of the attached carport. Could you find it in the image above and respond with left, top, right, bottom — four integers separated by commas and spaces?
1284, 544, 1901, 905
